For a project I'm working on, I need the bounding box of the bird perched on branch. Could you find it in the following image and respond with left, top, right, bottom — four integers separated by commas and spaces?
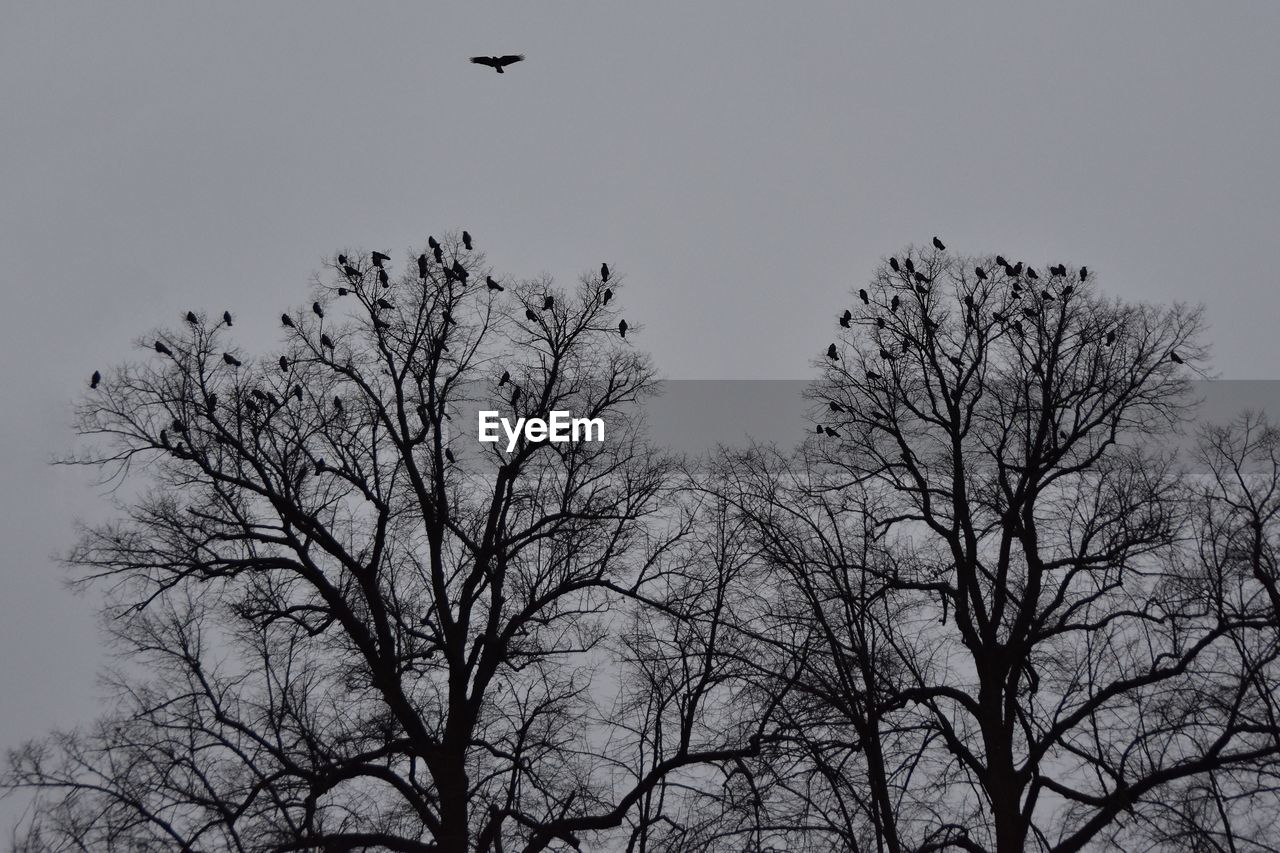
371, 251, 390, 268
470, 54, 525, 73
462, 231, 472, 250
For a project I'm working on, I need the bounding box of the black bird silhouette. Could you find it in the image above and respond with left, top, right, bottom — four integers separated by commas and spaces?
826, 343, 839, 361
292, 384, 303, 402
445, 447, 456, 463
839, 309, 852, 328
486, 276, 504, 291
829, 400, 845, 412
1012, 320, 1025, 335
333, 396, 343, 413
890, 295, 900, 313
1026, 267, 1039, 280
315, 459, 326, 475
904, 258, 915, 274
428, 236, 440, 251
824, 426, 840, 438
1079, 266, 1089, 281
914, 272, 929, 285
603, 287, 613, 304
337, 287, 349, 296
1170, 351, 1184, 364
889, 257, 900, 273
525, 307, 539, 322
996, 255, 1008, 268
948, 355, 962, 367
321, 333, 335, 349
932, 236, 945, 251
282, 313, 295, 328
1041, 290, 1054, 301
206, 393, 217, 411
499, 370, 510, 386
451, 261, 468, 282
866, 370, 882, 382
815, 424, 824, 434
343, 264, 359, 278
511, 386, 521, 405
185, 311, 199, 324
374, 319, 391, 330
964, 294, 975, 309
279, 355, 289, 371
542, 295, 554, 310
879, 347, 893, 361
601, 263, 610, 282
433, 245, 444, 263
378, 268, 389, 286
859, 288, 869, 304
90, 370, 101, 389
223, 310, 233, 326
1062, 285, 1074, 298
619, 319, 628, 338
1106, 330, 1116, 345
313, 301, 324, 318
1011, 261, 1023, 276
155, 340, 172, 356
418, 254, 429, 279
876, 317, 886, 329
470, 54, 525, 73
371, 251, 390, 268
223, 353, 241, 367
338, 254, 349, 266
975, 266, 987, 280
462, 231, 472, 250
375, 298, 393, 310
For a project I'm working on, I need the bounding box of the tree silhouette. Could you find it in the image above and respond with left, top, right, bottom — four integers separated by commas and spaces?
700, 247, 1280, 852
4, 234, 761, 853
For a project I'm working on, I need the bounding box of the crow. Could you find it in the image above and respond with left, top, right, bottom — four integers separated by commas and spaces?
338, 254, 349, 266
445, 448, 456, 463
1170, 351, 1184, 364
859, 288, 869, 304
603, 287, 613, 304
905, 258, 915, 274
996, 255, 1008, 268
975, 266, 986, 280
343, 264, 360, 278
333, 396, 343, 413
1026, 267, 1039, 280
824, 426, 840, 438
428, 236, 440, 251
470, 54, 525, 73
223, 310, 233, 326
315, 459, 326, 475
462, 231, 472, 250
876, 317, 886, 329
829, 400, 845, 412
321, 333, 335, 349
90, 370, 101, 389
964, 294, 975, 309
223, 353, 242, 367
815, 424, 824, 434
840, 309, 852, 328
1011, 261, 1023, 276
293, 384, 303, 402
337, 287, 349, 296
433, 245, 443, 263
378, 268, 389, 286
619, 319, 628, 338
891, 295, 900, 313
1079, 266, 1089, 281
511, 386, 521, 405
279, 355, 289, 372
418, 254, 429, 279
155, 341, 172, 356
282, 313, 295, 328
525, 307, 539, 322
313, 301, 324, 318
866, 370, 882, 382
933, 236, 945, 251
451, 261, 468, 282
185, 311, 199, 324
499, 370, 510, 386
889, 257, 900, 273
486, 276, 504, 291
543, 295, 554, 310
376, 298, 394, 310
879, 347, 893, 361
827, 343, 839, 361
1062, 285, 1074, 298
601, 262, 610, 282
1106, 330, 1116, 346
371, 251, 390, 268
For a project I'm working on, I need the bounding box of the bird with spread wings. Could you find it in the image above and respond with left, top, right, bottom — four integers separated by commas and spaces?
470, 54, 525, 73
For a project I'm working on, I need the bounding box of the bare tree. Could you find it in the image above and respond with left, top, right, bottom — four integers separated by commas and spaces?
4, 235, 759, 853
705, 248, 1280, 852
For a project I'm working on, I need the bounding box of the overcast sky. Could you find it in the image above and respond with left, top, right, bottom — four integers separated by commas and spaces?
3, 0, 1279, 788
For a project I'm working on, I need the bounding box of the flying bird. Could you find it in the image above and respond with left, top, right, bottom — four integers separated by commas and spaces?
185, 311, 199, 324
371, 251, 390, 268
619, 319, 628, 338
462, 231, 472, 250
486, 276, 504, 291
932, 236, 945, 251
826, 343, 839, 361
470, 54, 525, 73
223, 353, 242, 367
90, 370, 101, 389
223, 310, 233, 326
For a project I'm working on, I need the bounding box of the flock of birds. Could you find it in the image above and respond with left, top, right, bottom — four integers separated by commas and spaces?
88, 229, 626, 468
813, 236, 1187, 438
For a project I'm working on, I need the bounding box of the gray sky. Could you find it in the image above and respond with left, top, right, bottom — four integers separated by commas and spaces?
3, 0, 1280, 792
